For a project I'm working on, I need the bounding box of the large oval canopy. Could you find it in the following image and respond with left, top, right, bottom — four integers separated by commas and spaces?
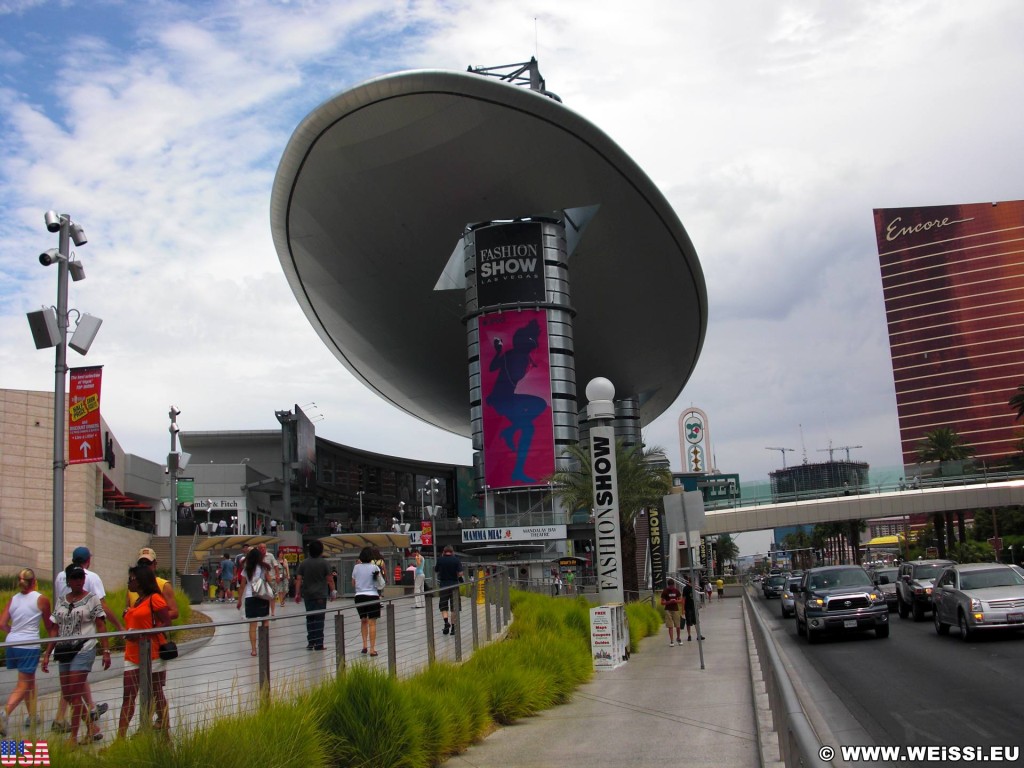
271, 69, 706, 437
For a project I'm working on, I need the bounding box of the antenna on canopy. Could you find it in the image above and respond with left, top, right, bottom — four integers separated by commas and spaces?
467, 58, 562, 102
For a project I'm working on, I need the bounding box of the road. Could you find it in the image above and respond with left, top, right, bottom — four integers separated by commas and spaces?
753, 591, 1024, 754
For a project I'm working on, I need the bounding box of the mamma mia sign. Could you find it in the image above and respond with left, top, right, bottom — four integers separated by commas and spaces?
462, 525, 566, 544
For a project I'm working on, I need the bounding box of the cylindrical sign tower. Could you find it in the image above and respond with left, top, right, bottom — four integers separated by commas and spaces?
464, 218, 578, 496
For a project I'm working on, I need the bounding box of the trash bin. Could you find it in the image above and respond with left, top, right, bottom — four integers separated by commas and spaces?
400, 570, 415, 594
180, 574, 204, 605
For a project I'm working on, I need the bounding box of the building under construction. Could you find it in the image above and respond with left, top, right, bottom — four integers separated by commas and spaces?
770, 460, 869, 500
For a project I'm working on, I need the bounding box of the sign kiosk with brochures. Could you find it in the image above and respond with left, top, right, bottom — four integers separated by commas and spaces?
590, 603, 630, 671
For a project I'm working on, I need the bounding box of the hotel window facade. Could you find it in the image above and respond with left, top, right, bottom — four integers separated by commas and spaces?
874, 200, 1024, 468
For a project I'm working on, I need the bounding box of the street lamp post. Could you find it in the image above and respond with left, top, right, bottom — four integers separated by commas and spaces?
167, 407, 183, 591
29, 211, 95, 586
427, 478, 441, 585
357, 490, 365, 531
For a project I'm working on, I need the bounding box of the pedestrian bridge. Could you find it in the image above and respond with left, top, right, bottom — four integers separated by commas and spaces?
702, 478, 1024, 535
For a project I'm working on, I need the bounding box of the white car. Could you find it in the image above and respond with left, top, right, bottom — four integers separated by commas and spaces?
780, 576, 801, 618
932, 563, 1024, 641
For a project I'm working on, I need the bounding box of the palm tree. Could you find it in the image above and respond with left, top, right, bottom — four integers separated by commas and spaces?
915, 427, 975, 463
549, 439, 672, 599
1010, 385, 1024, 421
715, 533, 739, 573
916, 427, 974, 557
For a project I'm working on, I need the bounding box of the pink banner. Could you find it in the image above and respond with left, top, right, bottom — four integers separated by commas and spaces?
480, 309, 555, 488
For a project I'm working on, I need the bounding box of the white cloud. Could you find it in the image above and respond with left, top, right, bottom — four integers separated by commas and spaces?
2, 0, 1023, 493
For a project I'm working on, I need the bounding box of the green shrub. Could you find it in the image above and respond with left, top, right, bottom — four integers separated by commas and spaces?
313, 665, 427, 768
407, 662, 491, 756
91, 697, 328, 767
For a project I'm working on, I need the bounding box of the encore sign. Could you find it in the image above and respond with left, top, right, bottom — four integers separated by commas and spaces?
68, 366, 103, 465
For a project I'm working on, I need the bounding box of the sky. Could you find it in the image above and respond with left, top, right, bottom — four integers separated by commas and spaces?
3, 1, 1023, 557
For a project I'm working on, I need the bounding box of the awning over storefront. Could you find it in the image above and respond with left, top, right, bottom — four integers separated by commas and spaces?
320, 532, 411, 553
192, 534, 282, 553
863, 535, 904, 548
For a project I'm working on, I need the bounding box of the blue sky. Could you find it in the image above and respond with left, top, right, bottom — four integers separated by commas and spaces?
3, 1, 1024, 555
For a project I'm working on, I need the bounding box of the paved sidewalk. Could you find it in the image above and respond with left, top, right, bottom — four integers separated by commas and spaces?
445, 596, 758, 768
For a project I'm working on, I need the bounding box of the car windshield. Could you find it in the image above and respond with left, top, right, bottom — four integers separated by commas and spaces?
913, 564, 948, 580
768, 576, 786, 586
960, 569, 1024, 590
874, 568, 897, 584
807, 569, 871, 590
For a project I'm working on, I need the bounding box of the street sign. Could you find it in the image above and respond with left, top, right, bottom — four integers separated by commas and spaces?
988, 537, 1003, 552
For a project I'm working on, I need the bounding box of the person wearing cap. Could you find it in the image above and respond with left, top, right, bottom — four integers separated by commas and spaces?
435, 546, 464, 636
126, 548, 179, 622
44, 563, 111, 745
50, 546, 119, 732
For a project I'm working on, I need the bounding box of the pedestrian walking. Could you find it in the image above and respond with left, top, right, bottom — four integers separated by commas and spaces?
294, 539, 334, 650
412, 549, 425, 608
51, 546, 118, 732
236, 547, 271, 656
435, 546, 464, 636
45, 563, 111, 745
0, 568, 55, 736
118, 566, 171, 737
660, 579, 684, 646
682, 577, 705, 641
352, 547, 383, 656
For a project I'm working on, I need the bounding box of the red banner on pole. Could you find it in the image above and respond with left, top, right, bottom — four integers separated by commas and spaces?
68, 366, 103, 465
420, 520, 433, 546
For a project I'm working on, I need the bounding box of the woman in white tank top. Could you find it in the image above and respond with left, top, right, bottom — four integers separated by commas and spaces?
0, 568, 55, 734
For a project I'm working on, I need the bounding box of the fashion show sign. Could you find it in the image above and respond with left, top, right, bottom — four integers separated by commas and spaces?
475, 221, 544, 306
479, 308, 555, 489
462, 525, 566, 544
68, 366, 103, 465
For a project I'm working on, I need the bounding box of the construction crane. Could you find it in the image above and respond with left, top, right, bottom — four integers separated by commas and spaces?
765, 447, 794, 468
817, 443, 863, 462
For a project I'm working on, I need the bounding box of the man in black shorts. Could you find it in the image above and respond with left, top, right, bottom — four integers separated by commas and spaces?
435, 546, 463, 635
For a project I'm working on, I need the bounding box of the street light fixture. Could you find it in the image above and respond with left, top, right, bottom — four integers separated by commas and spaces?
427, 478, 441, 584
27, 211, 103, 586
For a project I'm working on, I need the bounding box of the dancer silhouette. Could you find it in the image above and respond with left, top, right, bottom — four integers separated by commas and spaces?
486, 319, 548, 484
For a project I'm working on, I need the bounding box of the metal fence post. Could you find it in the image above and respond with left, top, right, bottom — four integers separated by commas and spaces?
426, 592, 436, 666
258, 622, 270, 706
484, 575, 493, 641
335, 612, 346, 676
470, 577, 480, 650
138, 636, 153, 731
386, 601, 397, 677
453, 585, 463, 662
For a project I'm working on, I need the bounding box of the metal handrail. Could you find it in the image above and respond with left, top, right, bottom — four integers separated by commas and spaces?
744, 588, 831, 767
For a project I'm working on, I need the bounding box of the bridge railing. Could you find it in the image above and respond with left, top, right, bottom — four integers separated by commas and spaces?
706, 469, 1024, 510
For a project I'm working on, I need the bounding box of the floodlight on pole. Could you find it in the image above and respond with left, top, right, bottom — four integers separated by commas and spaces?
28, 211, 101, 587
427, 478, 441, 585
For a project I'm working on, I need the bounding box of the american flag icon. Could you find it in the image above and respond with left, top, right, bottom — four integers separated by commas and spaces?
0, 740, 25, 758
